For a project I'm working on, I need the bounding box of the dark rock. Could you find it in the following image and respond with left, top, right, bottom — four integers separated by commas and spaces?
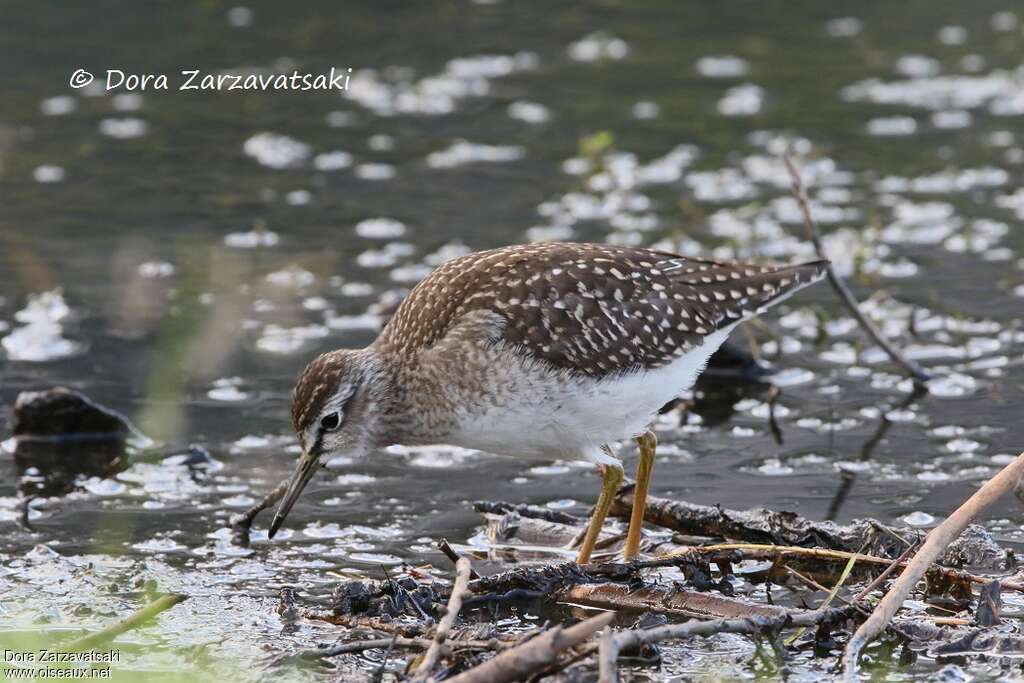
12, 387, 131, 438
8, 388, 135, 497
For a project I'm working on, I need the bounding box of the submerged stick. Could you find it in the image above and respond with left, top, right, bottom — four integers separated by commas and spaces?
842, 450, 1024, 679
229, 478, 289, 546
783, 154, 930, 384
59, 594, 187, 652
560, 582, 795, 620
598, 607, 849, 683
412, 557, 472, 682
447, 611, 614, 683
671, 543, 1024, 593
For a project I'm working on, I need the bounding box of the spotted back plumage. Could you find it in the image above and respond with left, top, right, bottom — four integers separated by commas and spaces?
378, 242, 827, 377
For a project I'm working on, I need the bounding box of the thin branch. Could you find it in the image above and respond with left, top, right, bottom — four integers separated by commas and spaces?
437, 538, 481, 580
412, 557, 472, 682
599, 607, 850, 683
782, 153, 930, 384
842, 450, 1024, 679
58, 594, 187, 652
447, 611, 614, 683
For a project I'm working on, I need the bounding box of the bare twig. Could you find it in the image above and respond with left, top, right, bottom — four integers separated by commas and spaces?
668, 543, 1024, 593
559, 583, 796, 620
850, 541, 919, 603
59, 594, 187, 652
598, 607, 850, 683
437, 539, 481, 580
412, 557, 472, 682
782, 154, 930, 384
229, 478, 289, 546
842, 450, 1024, 679
447, 612, 614, 683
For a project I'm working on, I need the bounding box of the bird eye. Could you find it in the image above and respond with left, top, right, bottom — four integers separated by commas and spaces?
320, 412, 341, 431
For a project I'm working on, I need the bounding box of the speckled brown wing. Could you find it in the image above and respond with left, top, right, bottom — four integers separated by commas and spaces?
379, 242, 827, 377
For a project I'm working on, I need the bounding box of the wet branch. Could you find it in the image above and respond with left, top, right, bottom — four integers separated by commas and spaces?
229, 478, 288, 546
783, 153, 931, 384
599, 607, 851, 683
842, 450, 1024, 679
446, 611, 614, 683
412, 557, 472, 682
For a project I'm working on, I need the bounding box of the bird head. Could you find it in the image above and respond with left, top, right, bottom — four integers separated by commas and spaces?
268, 349, 388, 538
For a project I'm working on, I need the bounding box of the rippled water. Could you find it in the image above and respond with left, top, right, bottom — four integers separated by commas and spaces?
2, 1, 1024, 680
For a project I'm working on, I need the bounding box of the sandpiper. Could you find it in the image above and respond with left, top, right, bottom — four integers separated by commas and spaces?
268, 242, 827, 563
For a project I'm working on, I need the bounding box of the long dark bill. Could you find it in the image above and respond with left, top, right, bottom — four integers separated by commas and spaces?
268, 452, 320, 538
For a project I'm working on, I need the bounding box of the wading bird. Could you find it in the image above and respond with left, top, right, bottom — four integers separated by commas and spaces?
269, 242, 826, 563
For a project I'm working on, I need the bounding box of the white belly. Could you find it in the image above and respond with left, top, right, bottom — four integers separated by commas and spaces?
444, 326, 734, 465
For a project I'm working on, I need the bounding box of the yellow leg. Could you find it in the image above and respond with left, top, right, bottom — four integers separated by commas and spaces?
624, 430, 657, 561
576, 462, 624, 565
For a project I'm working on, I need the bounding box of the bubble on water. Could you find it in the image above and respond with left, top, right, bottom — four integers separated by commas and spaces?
133, 537, 187, 553
903, 511, 936, 526
390, 264, 432, 284
918, 372, 978, 398
255, 323, 328, 354
33, 165, 65, 183
339, 281, 375, 297
354, 163, 396, 180
686, 168, 757, 202
826, 17, 862, 37
932, 110, 972, 129
896, 55, 941, 78
112, 93, 143, 112
770, 367, 815, 387
348, 552, 403, 566
325, 110, 355, 127
223, 229, 279, 248
946, 438, 982, 453
427, 140, 525, 168
718, 84, 764, 116
529, 464, 570, 476
222, 495, 256, 508
138, 261, 174, 278
632, 101, 659, 119
424, 241, 471, 266
226, 6, 254, 27
731, 426, 756, 438
526, 225, 574, 243
2, 291, 84, 362
357, 242, 415, 268
208, 378, 249, 402
992, 11, 1019, 32
336, 473, 376, 485
507, 100, 550, 124
242, 132, 310, 169
265, 266, 315, 288
324, 312, 383, 331
355, 217, 407, 239
285, 189, 311, 206
696, 56, 749, 78
98, 117, 147, 138
937, 25, 967, 46
567, 32, 628, 62
40, 95, 76, 116
314, 151, 353, 171
755, 459, 793, 476
345, 53, 537, 117
867, 116, 917, 136
81, 477, 127, 496
368, 134, 395, 151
